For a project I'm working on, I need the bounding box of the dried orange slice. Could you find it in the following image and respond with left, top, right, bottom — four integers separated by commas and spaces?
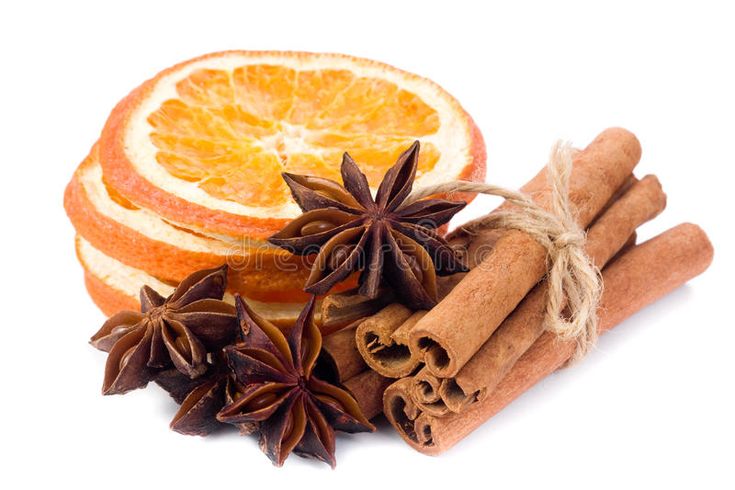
65, 145, 348, 303
100, 51, 485, 239
75, 236, 307, 324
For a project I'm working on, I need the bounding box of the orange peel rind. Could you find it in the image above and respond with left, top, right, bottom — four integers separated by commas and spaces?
65, 51, 487, 318
75, 236, 308, 325
98, 51, 486, 239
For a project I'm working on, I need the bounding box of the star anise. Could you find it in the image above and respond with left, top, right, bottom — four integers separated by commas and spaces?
217, 295, 374, 467
156, 354, 256, 436
268, 141, 467, 309
90, 265, 238, 395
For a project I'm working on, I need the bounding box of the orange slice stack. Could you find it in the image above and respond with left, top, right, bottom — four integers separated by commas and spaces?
64, 51, 486, 322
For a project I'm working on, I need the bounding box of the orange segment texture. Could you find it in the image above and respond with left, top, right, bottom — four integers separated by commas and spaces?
64, 148, 355, 303
147, 65, 442, 208
100, 51, 486, 239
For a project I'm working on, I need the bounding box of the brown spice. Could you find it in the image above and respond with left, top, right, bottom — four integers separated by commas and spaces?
409, 367, 450, 416
352, 274, 469, 377
319, 288, 394, 335
217, 296, 374, 467
268, 141, 467, 309
409, 128, 643, 378
355, 304, 424, 377
90, 265, 238, 395
385, 223, 713, 455
342, 370, 393, 420
439, 174, 667, 412
318, 323, 367, 382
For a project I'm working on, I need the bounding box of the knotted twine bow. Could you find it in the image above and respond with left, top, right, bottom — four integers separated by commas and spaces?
406, 142, 603, 363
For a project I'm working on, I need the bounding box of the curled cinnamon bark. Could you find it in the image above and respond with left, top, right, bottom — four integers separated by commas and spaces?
355, 305, 424, 378
320, 289, 394, 336
409, 367, 450, 416
342, 370, 393, 420
409, 128, 643, 378
355, 169, 647, 412
385, 223, 713, 455
317, 324, 366, 383
411, 367, 442, 404
315, 326, 391, 419
439, 175, 667, 412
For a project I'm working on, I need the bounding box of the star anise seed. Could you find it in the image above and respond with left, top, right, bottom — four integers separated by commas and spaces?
268, 141, 467, 309
216, 295, 374, 467
90, 265, 238, 395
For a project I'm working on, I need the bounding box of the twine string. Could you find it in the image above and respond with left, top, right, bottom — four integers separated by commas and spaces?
406, 142, 603, 362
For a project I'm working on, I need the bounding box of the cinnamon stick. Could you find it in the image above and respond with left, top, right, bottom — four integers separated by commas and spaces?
355, 135, 639, 379
342, 370, 392, 420
385, 223, 713, 455
589, 174, 639, 225
317, 324, 366, 382
409, 367, 450, 416
439, 175, 666, 412
405, 233, 641, 414
355, 305, 425, 378
411, 366, 443, 404
447, 174, 638, 265
409, 128, 642, 378
401, 176, 654, 413
615, 231, 638, 256
317, 310, 395, 419
320, 289, 394, 336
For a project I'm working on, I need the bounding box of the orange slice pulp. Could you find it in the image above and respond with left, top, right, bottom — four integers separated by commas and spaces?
100, 51, 486, 239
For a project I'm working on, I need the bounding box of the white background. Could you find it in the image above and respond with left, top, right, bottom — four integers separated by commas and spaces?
1, 1, 733, 488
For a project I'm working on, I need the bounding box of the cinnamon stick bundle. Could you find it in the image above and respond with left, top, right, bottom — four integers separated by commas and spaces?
408, 128, 643, 378
437, 174, 667, 412
384, 223, 713, 455
407, 174, 660, 412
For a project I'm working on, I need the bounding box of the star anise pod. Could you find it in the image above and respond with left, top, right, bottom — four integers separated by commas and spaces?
268, 141, 467, 309
156, 354, 256, 436
90, 265, 238, 395
217, 295, 374, 467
